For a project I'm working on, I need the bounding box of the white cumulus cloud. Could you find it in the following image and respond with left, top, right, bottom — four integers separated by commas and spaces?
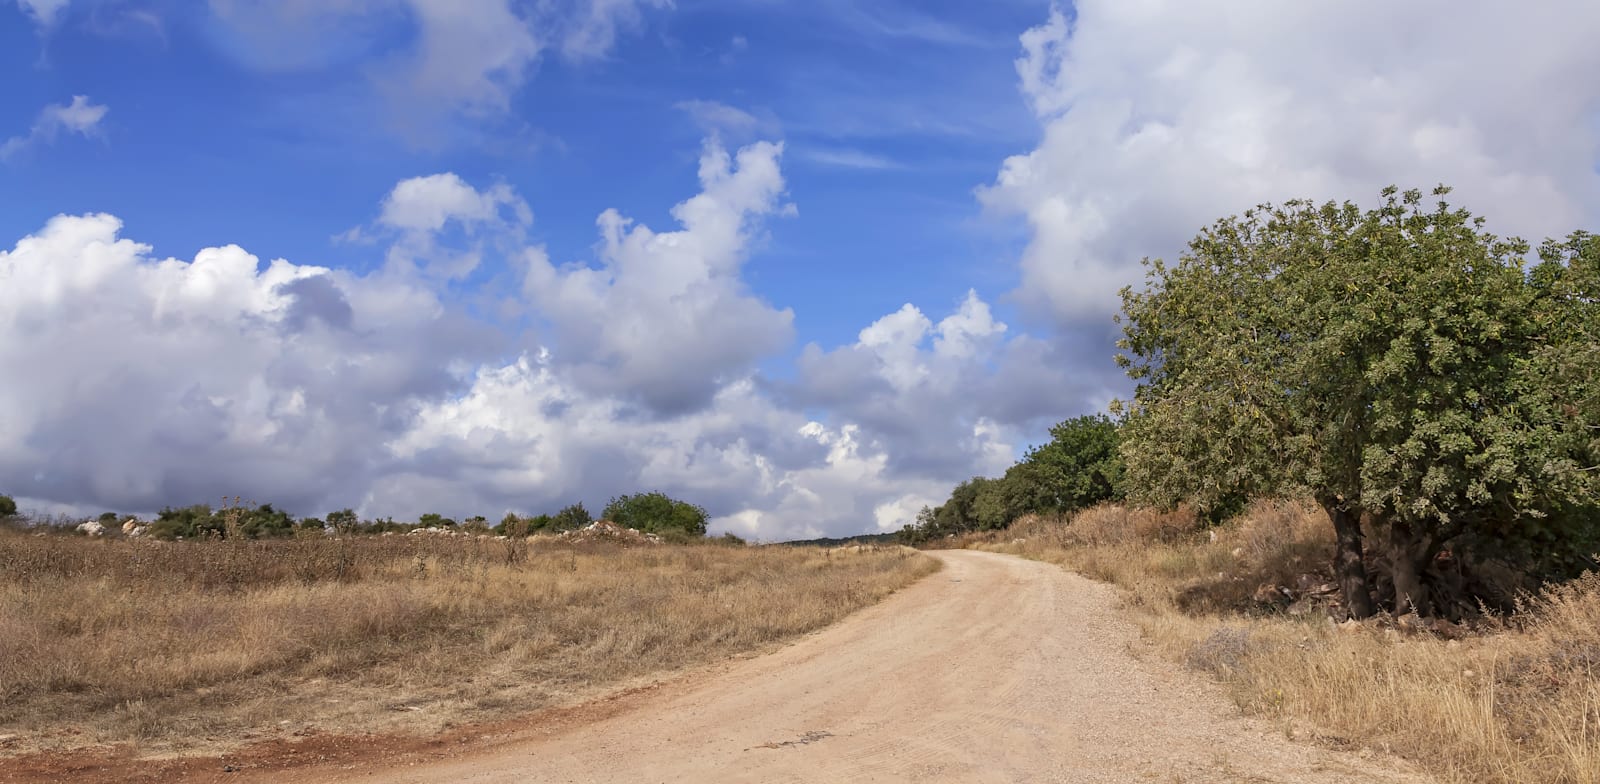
0, 213, 502, 515
0, 139, 1060, 540
522, 139, 796, 414
786, 290, 1065, 483
389, 0, 541, 118
379, 173, 530, 233
983, 1, 1600, 327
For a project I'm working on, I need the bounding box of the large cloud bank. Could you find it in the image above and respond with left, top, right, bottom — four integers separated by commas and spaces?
5, 1, 1598, 538
0, 140, 1046, 539
983, 1, 1600, 328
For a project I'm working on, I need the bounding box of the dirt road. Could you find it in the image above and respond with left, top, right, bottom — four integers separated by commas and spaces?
315, 550, 1427, 784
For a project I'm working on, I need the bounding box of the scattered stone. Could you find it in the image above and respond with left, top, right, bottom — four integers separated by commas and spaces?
558, 520, 662, 546
76, 520, 105, 537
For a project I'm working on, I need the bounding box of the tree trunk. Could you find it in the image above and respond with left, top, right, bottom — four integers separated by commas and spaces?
1386, 516, 1432, 616
1322, 499, 1376, 619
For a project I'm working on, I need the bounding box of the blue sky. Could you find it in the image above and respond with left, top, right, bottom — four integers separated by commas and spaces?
3, 1, 1597, 539
2, 0, 1045, 352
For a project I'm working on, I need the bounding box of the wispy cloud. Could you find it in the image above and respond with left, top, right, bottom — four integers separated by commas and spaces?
16, 0, 71, 30
799, 146, 902, 171
561, 0, 673, 62
719, 33, 748, 66
676, 99, 776, 138
817, 0, 1006, 48
1, 95, 108, 161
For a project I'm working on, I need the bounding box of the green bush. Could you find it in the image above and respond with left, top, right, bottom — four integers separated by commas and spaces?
496, 506, 585, 536
326, 508, 358, 533
0, 494, 16, 518
417, 513, 456, 528
551, 503, 592, 532
602, 492, 707, 536
147, 502, 296, 540
149, 505, 220, 539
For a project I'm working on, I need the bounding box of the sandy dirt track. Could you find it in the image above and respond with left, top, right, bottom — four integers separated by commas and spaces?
315, 550, 1428, 784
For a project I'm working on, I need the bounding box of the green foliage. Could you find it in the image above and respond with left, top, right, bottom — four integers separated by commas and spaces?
1019, 415, 1125, 513
1115, 186, 1599, 614
0, 494, 17, 518
149, 505, 221, 539
551, 503, 592, 532
148, 502, 296, 540
896, 505, 942, 545
602, 492, 708, 536
326, 509, 358, 533
899, 415, 1127, 544
417, 513, 456, 529
935, 477, 990, 533
494, 506, 583, 536
1530, 231, 1600, 487
362, 516, 407, 534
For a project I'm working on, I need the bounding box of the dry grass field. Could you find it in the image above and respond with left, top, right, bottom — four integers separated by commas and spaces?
959, 502, 1600, 784
0, 530, 937, 759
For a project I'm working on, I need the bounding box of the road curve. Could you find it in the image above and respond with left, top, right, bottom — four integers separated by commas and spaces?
316, 550, 1426, 784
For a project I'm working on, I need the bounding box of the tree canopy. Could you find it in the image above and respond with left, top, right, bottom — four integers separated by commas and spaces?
1116, 187, 1599, 618
899, 415, 1125, 543
603, 492, 708, 536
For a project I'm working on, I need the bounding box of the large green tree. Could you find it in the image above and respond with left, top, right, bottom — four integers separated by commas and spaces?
603, 492, 707, 536
1020, 415, 1124, 513
1118, 187, 1597, 618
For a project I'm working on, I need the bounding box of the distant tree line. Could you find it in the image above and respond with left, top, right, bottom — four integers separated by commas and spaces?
0, 490, 713, 541
897, 414, 1125, 544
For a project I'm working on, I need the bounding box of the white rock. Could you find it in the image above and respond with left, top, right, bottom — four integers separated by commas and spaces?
76, 520, 105, 537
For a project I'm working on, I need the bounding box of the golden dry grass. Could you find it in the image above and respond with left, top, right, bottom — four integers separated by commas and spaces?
0, 531, 937, 758
960, 501, 1600, 784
